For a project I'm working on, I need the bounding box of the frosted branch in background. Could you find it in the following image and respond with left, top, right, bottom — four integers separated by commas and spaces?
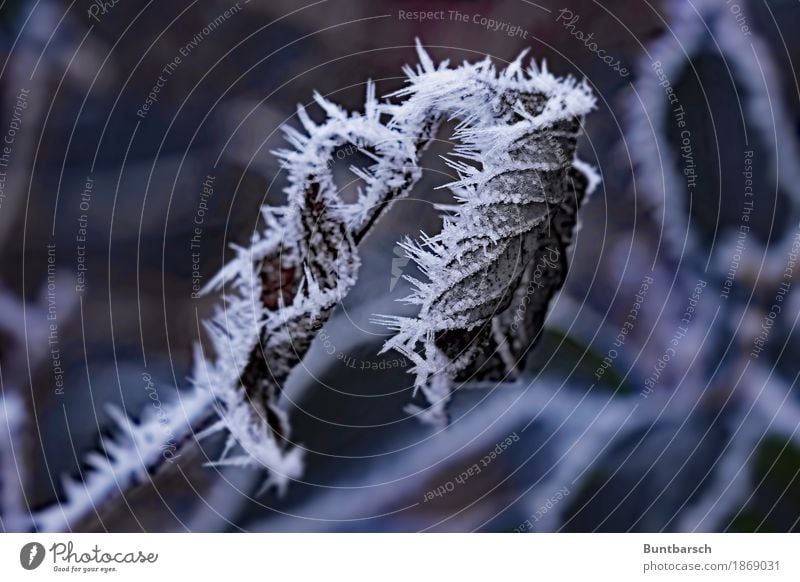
0, 392, 27, 532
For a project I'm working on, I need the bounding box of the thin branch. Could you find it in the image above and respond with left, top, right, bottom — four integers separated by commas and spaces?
33, 41, 596, 531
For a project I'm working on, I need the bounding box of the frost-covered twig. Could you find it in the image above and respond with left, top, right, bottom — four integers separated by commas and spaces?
32, 386, 214, 532
35, 41, 596, 530
204, 41, 595, 472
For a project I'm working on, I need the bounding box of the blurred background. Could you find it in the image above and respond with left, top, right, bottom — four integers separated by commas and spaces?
1, 0, 800, 532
